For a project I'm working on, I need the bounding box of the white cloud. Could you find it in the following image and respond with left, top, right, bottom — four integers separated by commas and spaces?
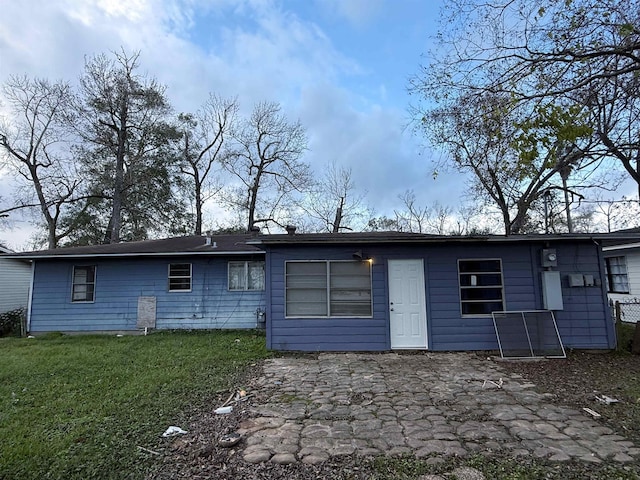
317, 0, 384, 27
0, 0, 457, 246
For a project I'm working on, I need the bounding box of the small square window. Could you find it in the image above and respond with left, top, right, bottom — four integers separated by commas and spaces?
169, 263, 192, 291
72, 266, 96, 302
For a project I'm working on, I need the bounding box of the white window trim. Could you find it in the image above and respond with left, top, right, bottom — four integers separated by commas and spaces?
71, 265, 96, 303
458, 258, 505, 317
228, 261, 265, 291
168, 263, 192, 292
285, 259, 373, 319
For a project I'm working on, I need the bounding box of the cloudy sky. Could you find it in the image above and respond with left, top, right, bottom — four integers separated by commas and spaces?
0, 0, 471, 250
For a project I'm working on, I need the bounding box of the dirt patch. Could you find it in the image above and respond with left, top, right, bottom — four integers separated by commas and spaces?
497, 351, 640, 446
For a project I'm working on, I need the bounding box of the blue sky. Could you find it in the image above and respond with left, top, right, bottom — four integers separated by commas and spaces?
0, 0, 467, 249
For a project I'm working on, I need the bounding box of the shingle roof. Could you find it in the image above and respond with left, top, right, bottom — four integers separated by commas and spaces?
4, 231, 640, 259
4, 234, 263, 259
249, 231, 640, 245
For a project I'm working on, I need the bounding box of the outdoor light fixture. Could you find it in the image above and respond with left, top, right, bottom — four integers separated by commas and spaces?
352, 250, 363, 260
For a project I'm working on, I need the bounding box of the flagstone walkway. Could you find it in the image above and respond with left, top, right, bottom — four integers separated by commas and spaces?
238, 352, 640, 465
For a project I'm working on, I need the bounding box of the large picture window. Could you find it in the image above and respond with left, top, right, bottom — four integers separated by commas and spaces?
605, 256, 629, 293
168, 263, 192, 291
72, 265, 96, 302
285, 260, 372, 317
458, 259, 505, 316
228, 261, 265, 291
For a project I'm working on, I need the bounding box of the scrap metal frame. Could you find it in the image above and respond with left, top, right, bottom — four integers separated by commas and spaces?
492, 310, 566, 359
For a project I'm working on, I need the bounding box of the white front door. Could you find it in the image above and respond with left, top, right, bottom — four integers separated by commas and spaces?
388, 259, 428, 349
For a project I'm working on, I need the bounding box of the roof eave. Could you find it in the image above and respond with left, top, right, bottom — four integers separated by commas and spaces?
1, 250, 264, 260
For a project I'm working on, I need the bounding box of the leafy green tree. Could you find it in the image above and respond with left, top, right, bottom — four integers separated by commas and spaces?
412, 0, 640, 197
73, 50, 187, 244
419, 90, 597, 234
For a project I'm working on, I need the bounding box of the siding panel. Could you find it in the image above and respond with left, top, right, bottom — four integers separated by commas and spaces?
0, 258, 31, 313
30, 256, 265, 332
266, 241, 614, 351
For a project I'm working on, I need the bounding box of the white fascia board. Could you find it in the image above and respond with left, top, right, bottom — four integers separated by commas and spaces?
603, 243, 640, 252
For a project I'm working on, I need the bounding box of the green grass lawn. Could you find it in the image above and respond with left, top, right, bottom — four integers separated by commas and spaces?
0, 331, 270, 480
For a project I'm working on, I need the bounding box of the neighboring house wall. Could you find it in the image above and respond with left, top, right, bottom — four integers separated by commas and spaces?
0, 257, 31, 313
266, 240, 614, 352
30, 255, 265, 332
604, 248, 640, 303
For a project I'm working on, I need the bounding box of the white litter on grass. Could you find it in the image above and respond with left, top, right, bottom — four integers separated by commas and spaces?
583, 407, 602, 419
162, 426, 187, 437
595, 395, 620, 405
215, 406, 233, 414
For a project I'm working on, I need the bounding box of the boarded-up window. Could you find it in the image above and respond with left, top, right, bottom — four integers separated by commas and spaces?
285, 260, 372, 318
72, 265, 96, 302
605, 256, 629, 293
168, 263, 192, 291
228, 261, 265, 291
458, 259, 505, 316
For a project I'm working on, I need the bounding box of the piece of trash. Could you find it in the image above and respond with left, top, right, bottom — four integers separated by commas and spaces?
218, 432, 241, 448
215, 406, 233, 414
595, 395, 619, 405
116, 334, 123, 337
234, 389, 248, 402
162, 426, 188, 437
583, 407, 601, 418
27, 336, 35, 339
137, 445, 161, 455
234, 338, 240, 343
482, 378, 503, 389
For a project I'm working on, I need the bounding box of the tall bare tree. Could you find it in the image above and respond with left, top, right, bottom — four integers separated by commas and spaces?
0, 76, 84, 248
222, 101, 311, 231
300, 162, 368, 233
178, 95, 238, 235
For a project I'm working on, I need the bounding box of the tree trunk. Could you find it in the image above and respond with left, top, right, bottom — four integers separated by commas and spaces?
332, 196, 345, 233
195, 176, 203, 236
562, 176, 573, 233
110, 98, 128, 244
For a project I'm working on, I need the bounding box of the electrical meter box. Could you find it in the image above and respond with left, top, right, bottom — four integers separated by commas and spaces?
542, 271, 564, 310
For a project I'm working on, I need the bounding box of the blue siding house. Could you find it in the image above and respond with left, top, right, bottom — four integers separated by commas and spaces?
4, 231, 638, 351
248, 232, 637, 352
11, 235, 266, 333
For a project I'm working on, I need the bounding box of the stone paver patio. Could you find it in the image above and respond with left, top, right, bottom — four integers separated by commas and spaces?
238, 352, 640, 465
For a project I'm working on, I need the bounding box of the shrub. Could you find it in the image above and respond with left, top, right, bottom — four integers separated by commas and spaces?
0, 307, 25, 337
